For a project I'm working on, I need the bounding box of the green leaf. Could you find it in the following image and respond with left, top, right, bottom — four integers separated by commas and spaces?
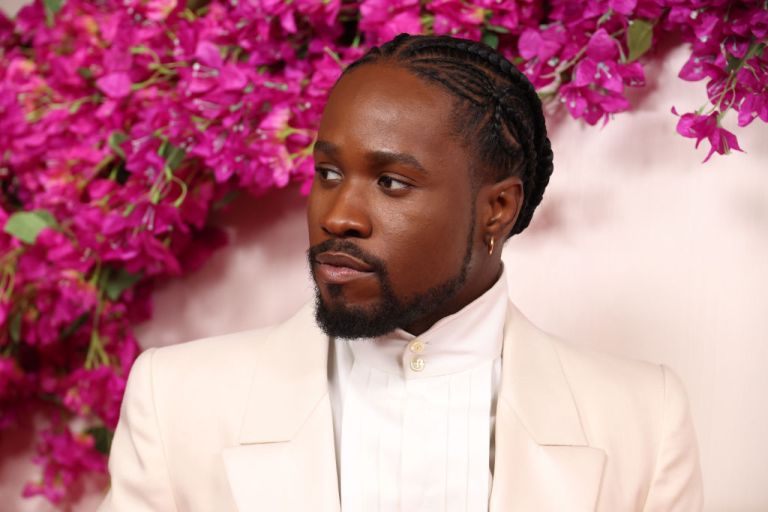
86, 426, 114, 455
167, 146, 186, 171
130, 45, 151, 55
481, 32, 499, 50
627, 19, 654, 62
212, 190, 238, 210
61, 312, 89, 339
43, 0, 63, 26
9, 312, 21, 343
77, 67, 93, 80
158, 140, 186, 171
485, 24, 509, 34
4, 210, 58, 244
108, 131, 128, 160
103, 268, 142, 301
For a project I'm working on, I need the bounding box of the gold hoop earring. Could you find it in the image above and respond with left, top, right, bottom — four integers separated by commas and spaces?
488, 237, 495, 256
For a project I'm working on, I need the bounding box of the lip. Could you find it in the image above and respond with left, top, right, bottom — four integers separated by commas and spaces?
315, 251, 373, 272
314, 251, 375, 284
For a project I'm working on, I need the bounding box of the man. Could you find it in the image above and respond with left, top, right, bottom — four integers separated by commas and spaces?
99, 35, 703, 511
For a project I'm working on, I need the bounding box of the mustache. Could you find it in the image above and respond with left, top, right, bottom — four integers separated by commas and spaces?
308, 239, 386, 275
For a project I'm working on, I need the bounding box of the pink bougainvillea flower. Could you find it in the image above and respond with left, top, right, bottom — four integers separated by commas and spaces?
750, 9, 768, 39
678, 54, 725, 82
427, 0, 486, 39
143, 0, 179, 22
738, 93, 768, 127
673, 108, 744, 162
96, 72, 133, 99
560, 29, 645, 125
23, 428, 107, 504
359, 0, 422, 44
609, 0, 637, 16
62, 366, 127, 429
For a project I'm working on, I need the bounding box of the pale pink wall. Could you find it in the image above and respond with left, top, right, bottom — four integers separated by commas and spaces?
0, 10, 766, 508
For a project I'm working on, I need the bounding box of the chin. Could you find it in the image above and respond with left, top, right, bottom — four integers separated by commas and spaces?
318, 282, 382, 309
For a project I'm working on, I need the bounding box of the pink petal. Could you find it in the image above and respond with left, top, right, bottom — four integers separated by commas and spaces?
751, 10, 768, 39
609, 0, 636, 15
195, 40, 222, 68
620, 61, 645, 87
96, 72, 133, 99
518, 29, 542, 60
220, 66, 248, 91
280, 10, 297, 33
586, 28, 618, 61
573, 59, 597, 87
674, 112, 698, 138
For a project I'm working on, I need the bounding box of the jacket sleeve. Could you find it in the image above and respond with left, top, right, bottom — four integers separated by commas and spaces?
98, 348, 178, 512
642, 365, 704, 512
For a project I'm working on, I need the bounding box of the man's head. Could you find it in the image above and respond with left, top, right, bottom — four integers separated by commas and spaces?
307, 34, 553, 339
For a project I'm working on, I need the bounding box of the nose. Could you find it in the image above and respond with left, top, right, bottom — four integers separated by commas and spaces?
320, 184, 372, 239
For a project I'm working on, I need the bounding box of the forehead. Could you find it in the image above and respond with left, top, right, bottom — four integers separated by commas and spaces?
317, 63, 469, 169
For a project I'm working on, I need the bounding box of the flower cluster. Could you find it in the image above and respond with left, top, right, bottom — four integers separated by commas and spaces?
667, 1, 767, 161
517, 0, 766, 159
0, 0, 765, 505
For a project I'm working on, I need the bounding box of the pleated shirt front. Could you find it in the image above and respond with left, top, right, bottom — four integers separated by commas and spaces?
328, 272, 508, 511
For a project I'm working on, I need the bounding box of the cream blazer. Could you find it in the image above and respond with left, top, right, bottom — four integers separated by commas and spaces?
99, 302, 703, 512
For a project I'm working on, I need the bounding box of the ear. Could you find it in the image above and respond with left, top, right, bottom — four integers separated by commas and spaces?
480, 176, 523, 241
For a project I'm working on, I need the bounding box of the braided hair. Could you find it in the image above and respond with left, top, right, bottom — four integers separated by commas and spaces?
342, 34, 554, 237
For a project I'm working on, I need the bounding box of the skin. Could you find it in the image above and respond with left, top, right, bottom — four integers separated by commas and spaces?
307, 62, 524, 336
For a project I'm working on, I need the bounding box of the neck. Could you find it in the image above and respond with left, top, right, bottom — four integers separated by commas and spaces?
403, 261, 503, 335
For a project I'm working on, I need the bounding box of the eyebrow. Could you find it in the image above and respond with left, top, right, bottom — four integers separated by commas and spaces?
313, 139, 428, 174
313, 140, 339, 158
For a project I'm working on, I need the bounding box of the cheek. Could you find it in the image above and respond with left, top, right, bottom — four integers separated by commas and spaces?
306, 188, 325, 242
375, 193, 472, 295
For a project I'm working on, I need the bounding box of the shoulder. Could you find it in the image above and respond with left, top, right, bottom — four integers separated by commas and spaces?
144, 302, 317, 373
146, 326, 275, 380
505, 301, 691, 446
551, 337, 690, 421
549, 336, 692, 458
128, 302, 320, 405
553, 338, 670, 407
544, 335, 702, 508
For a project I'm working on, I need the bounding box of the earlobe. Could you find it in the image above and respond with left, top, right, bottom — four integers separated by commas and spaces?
484, 177, 524, 240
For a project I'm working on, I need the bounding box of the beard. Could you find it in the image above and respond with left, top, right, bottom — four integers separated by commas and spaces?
308, 226, 474, 340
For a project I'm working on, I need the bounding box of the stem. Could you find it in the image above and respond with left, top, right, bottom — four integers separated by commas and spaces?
171, 175, 188, 208
0, 247, 22, 301
710, 40, 762, 115
84, 264, 110, 369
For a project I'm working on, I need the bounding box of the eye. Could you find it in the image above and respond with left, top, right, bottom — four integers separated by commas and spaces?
316, 167, 342, 182
377, 175, 411, 191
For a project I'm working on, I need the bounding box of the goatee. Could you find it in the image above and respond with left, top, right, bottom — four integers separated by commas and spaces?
308, 237, 472, 339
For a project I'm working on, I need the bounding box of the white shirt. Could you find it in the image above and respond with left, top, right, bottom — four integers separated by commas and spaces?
328, 270, 508, 511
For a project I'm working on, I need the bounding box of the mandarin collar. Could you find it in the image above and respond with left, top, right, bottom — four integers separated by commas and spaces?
344, 268, 508, 379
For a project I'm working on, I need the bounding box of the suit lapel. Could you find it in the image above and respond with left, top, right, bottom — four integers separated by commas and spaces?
222, 303, 340, 512
490, 302, 606, 511
221, 300, 605, 511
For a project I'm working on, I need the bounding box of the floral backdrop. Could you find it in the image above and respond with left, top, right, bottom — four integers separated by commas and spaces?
0, 0, 765, 505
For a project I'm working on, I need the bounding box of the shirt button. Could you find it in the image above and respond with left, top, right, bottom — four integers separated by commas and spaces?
410, 357, 425, 372
409, 340, 425, 353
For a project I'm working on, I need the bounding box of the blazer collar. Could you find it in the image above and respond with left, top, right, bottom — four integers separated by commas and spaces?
498, 301, 589, 446
223, 302, 340, 512
491, 301, 606, 511
237, 301, 330, 444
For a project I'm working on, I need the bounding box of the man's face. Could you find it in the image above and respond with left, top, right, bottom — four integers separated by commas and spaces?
307, 63, 488, 338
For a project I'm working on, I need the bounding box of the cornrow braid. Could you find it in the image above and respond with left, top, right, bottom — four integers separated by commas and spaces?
343, 34, 554, 237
